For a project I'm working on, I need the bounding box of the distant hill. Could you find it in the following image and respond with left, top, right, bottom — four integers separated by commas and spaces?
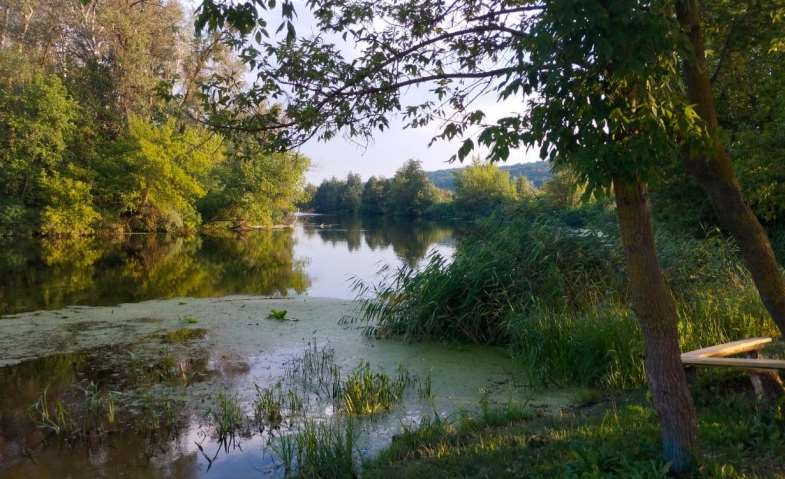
426, 161, 552, 190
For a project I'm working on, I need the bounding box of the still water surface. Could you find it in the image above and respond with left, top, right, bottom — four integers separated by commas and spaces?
0, 215, 457, 314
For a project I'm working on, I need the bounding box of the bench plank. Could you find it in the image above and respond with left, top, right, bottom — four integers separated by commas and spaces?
681, 356, 785, 371
681, 337, 772, 360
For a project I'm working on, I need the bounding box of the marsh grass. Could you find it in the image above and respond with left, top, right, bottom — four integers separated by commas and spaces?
275, 419, 357, 478
354, 202, 779, 391
208, 391, 246, 442
130, 393, 182, 436
341, 362, 411, 416
285, 341, 343, 399
31, 387, 75, 436
253, 383, 304, 427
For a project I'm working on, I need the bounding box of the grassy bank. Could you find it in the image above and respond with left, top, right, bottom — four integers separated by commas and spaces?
364, 386, 785, 478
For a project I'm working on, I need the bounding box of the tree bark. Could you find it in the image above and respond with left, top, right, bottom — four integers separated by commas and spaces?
613, 177, 699, 475
675, 0, 785, 335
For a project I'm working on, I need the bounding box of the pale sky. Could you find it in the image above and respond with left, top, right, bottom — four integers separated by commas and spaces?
185, 0, 539, 184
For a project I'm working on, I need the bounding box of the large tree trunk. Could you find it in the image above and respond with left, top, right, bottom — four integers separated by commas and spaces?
614, 177, 699, 475
675, 1, 785, 335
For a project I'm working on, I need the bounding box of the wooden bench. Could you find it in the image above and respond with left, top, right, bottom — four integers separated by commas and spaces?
681, 337, 785, 398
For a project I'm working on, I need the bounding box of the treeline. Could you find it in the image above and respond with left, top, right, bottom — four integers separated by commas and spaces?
0, 0, 308, 237
304, 159, 540, 218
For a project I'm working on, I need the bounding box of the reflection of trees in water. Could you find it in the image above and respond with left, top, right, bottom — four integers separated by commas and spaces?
301, 215, 453, 267
362, 216, 454, 267
314, 216, 363, 251
0, 230, 310, 314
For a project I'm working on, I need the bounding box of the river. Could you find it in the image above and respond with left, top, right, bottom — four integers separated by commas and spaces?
0, 216, 571, 478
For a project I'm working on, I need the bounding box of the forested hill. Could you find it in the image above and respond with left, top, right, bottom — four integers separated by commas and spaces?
426, 162, 552, 190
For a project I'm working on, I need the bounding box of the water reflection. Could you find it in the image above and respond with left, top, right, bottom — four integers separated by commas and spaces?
0, 216, 456, 315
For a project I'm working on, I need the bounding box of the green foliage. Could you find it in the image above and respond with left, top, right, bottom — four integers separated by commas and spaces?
426, 162, 552, 191
38, 173, 100, 237
199, 143, 309, 227
356, 200, 777, 389
387, 160, 439, 218
312, 174, 365, 214
453, 161, 519, 217
0, 64, 78, 234
0, 2, 307, 236
361, 176, 390, 215
110, 115, 223, 232
366, 396, 785, 479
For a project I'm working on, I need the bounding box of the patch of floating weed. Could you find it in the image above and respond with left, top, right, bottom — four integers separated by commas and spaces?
180, 315, 199, 324
267, 308, 289, 320
161, 327, 207, 344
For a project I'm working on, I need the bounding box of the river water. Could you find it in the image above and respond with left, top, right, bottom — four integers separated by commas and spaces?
0, 216, 571, 478
0, 215, 457, 315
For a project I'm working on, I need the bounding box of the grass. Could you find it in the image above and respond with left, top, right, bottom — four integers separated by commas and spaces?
208, 391, 245, 442
285, 341, 343, 399
275, 419, 357, 478
363, 391, 785, 479
354, 201, 779, 391
31, 387, 75, 436
253, 382, 304, 427
341, 362, 411, 415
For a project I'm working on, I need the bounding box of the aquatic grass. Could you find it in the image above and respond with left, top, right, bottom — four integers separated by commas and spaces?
130, 393, 183, 435
253, 383, 304, 427
31, 387, 75, 436
285, 341, 343, 399
417, 371, 433, 400
208, 391, 246, 441
290, 419, 357, 479
341, 362, 411, 416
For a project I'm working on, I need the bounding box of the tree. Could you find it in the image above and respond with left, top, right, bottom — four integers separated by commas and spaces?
361, 176, 390, 215
199, 142, 309, 228
674, 1, 785, 336
109, 115, 224, 232
194, 1, 759, 470
0, 61, 78, 233
387, 160, 438, 217
341, 172, 363, 213
453, 160, 518, 215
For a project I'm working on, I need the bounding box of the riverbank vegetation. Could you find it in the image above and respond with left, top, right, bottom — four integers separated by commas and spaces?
200, 0, 785, 473
0, 1, 308, 238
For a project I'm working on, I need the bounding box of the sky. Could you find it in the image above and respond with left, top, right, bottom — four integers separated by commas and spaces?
297, 97, 540, 184
185, 0, 540, 184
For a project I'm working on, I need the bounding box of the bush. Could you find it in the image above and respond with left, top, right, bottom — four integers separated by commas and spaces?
356, 199, 778, 390
39, 174, 100, 237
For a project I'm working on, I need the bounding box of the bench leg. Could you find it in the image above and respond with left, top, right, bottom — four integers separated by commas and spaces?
746, 351, 785, 403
